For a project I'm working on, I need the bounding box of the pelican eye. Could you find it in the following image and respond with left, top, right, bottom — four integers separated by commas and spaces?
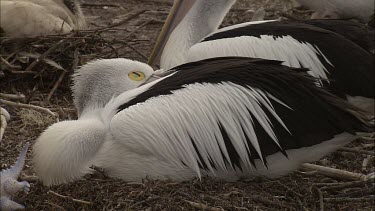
128, 71, 145, 81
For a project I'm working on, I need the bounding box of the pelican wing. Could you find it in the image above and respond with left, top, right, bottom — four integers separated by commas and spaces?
191, 21, 374, 99
108, 57, 368, 176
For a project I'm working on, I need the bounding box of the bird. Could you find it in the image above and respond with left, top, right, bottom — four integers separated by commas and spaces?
147, 0, 374, 114
32, 57, 373, 186
0, 0, 86, 37
1, 142, 30, 211
294, 0, 374, 23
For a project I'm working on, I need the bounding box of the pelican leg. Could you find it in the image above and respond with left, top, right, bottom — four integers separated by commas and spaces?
0, 143, 30, 210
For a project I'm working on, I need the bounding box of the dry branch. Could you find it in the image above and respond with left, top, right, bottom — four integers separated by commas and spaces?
184, 200, 224, 211
47, 190, 92, 205
339, 147, 375, 156
247, 195, 290, 209
0, 99, 58, 118
87, 10, 147, 32
323, 195, 375, 203
312, 186, 324, 211
300, 163, 367, 181
128, 196, 161, 209
319, 178, 374, 191
0, 93, 26, 101
0, 56, 21, 70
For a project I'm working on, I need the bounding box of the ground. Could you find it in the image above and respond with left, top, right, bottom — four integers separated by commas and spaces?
0, 0, 374, 210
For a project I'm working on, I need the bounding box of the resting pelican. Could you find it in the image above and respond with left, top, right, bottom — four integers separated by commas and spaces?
0, 0, 86, 37
295, 0, 374, 22
148, 0, 374, 114
33, 57, 373, 186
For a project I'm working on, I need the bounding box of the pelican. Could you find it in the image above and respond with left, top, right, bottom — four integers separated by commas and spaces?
0, 0, 86, 37
295, 0, 374, 22
148, 0, 374, 114
33, 57, 373, 186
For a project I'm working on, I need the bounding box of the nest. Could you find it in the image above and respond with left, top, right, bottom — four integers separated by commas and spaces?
1, 1, 374, 210
1, 28, 148, 101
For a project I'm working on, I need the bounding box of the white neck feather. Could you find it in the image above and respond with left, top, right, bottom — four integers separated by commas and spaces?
32, 114, 107, 186
160, 0, 236, 70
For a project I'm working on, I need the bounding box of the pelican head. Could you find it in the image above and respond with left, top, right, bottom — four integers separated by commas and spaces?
72, 58, 155, 116
148, 0, 235, 69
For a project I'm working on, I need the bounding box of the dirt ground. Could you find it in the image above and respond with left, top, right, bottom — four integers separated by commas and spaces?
1, 0, 374, 210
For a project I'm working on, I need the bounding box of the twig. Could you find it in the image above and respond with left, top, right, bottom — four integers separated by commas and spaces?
0, 93, 26, 101
0, 99, 58, 118
323, 195, 375, 203
319, 178, 374, 191
361, 143, 375, 148
276, 180, 303, 197
45, 70, 67, 103
0, 56, 21, 69
88, 10, 147, 32
222, 191, 240, 199
143, 0, 173, 5
24, 40, 65, 72
47, 190, 93, 205
339, 147, 375, 156
300, 163, 367, 181
116, 41, 149, 62
247, 195, 290, 209
124, 19, 155, 40
45, 201, 67, 211
3, 69, 37, 75
128, 196, 161, 209
335, 186, 375, 198
45, 46, 78, 103
81, 3, 122, 7
312, 186, 324, 211
184, 200, 224, 211
362, 155, 373, 170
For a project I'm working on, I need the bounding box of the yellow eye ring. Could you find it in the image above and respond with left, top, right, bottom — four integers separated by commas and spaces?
128, 71, 145, 81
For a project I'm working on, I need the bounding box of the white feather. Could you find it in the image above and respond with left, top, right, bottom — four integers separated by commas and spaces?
188, 35, 332, 82
109, 82, 289, 176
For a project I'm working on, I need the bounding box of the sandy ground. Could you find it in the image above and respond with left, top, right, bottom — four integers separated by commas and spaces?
1, 0, 374, 210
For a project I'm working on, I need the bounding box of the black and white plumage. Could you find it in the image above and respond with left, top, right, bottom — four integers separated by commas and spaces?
198, 21, 374, 100
148, 0, 374, 114
0, 0, 86, 37
33, 57, 372, 186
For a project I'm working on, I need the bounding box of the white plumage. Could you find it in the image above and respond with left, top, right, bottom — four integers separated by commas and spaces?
188, 34, 332, 81
32, 57, 371, 186
0, 0, 86, 37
